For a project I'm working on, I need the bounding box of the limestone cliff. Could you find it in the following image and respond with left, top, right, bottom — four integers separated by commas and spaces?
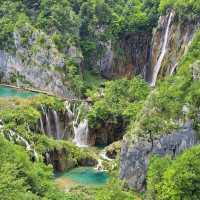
99, 10, 199, 83
119, 10, 200, 192
98, 33, 151, 79
147, 10, 199, 83
0, 24, 82, 98
120, 122, 199, 191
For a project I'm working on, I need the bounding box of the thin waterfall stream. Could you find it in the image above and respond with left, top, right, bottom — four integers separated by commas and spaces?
52, 110, 62, 139
151, 10, 174, 86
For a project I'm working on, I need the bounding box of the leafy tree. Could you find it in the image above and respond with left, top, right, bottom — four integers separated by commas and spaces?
88, 77, 149, 129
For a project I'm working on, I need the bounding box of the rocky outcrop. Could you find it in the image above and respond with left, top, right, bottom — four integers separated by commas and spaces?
44, 148, 76, 172
120, 122, 199, 191
89, 119, 126, 146
44, 148, 97, 172
0, 24, 77, 98
98, 33, 151, 79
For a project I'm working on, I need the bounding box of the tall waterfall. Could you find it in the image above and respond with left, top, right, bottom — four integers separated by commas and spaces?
41, 106, 51, 137
52, 110, 61, 139
39, 117, 45, 133
150, 11, 174, 86
45, 111, 52, 137
73, 119, 89, 147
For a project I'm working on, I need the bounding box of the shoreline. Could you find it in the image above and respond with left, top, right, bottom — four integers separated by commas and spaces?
0, 83, 84, 102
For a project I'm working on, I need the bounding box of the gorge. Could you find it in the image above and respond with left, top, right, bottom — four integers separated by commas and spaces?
0, 0, 200, 200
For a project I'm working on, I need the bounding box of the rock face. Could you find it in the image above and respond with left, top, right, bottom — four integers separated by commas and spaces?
44, 148, 97, 172
0, 24, 76, 98
98, 11, 199, 82
90, 119, 126, 146
120, 122, 199, 191
147, 11, 199, 83
98, 33, 151, 79
44, 148, 76, 172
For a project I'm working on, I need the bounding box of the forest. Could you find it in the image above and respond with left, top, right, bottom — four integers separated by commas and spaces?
0, 0, 200, 199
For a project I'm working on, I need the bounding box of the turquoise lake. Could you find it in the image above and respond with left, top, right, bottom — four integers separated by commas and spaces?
0, 86, 37, 98
55, 167, 109, 187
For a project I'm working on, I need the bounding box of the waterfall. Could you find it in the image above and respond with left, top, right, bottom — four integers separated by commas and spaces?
8, 130, 31, 151
64, 100, 90, 147
0, 120, 3, 131
73, 119, 89, 147
16, 134, 31, 151
39, 117, 45, 133
170, 63, 178, 75
65, 101, 74, 120
151, 11, 174, 86
41, 106, 52, 137
100, 150, 113, 161
95, 159, 104, 171
52, 110, 61, 139
45, 112, 51, 137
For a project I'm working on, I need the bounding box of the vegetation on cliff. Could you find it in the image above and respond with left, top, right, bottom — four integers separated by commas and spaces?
0, 0, 200, 199
127, 29, 200, 139
147, 145, 200, 199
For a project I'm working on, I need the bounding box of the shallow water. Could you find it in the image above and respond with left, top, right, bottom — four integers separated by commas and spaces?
0, 86, 37, 98
55, 167, 109, 188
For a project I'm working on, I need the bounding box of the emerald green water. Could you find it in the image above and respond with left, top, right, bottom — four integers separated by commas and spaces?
55, 167, 109, 186
0, 86, 37, 98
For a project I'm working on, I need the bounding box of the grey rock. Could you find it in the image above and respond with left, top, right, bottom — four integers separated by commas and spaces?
120, 122, 199, 191
0, 24, 75, 98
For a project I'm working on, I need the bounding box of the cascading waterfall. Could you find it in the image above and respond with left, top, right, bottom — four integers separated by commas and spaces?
52, 110, 62, 139
0, 120, 3, 131
170, 63, 178, 75
39, 117, 45, 133
100, 150, 113, 161
65, 101, 74, 121
0, 122, 39, 161
150, 11, 174, 86
41, 106, 52, 137
45, 111, 51, 137
73, 119, 89, 147
65, 101, 89, 147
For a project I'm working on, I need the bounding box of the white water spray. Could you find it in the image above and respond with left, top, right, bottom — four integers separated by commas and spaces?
73, 119, 89, 147
52, 110, 62, 139
100, 150, 113, 161
41, 106, 52, 137
65, 100, 89, 147
39, 117, 45, 133
151, 11, 174, 86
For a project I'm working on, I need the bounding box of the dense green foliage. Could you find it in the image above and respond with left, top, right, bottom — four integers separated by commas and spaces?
159, 0, 200, 19
0, 135, 69, 200
0, 95, 95, 164
0, 0, 200, 199
147, 145, 200, 199
87, 77, 149, 129
67, 178, 135, 200
1, 0, 199, 96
